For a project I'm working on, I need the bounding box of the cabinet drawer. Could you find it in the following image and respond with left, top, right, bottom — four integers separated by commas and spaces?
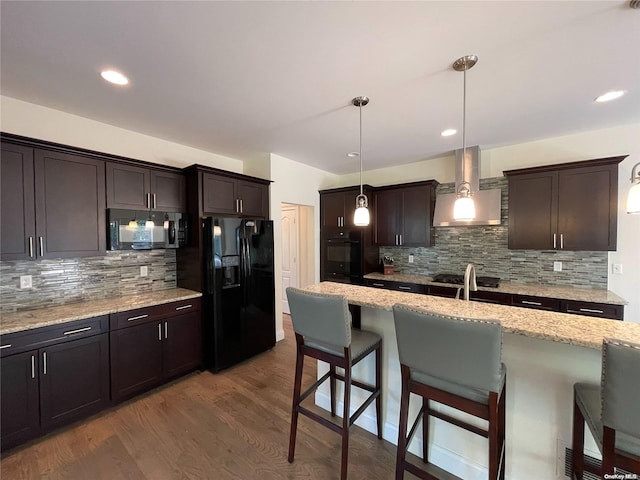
364, 279, 426, 294
564, 301, 623, 321
0, 315, 108, 358
427, 285, 459, 299
511, 295, 561, 312
110, 298, 202, 330
469, 290, 511, 305
365, 279, 392, 289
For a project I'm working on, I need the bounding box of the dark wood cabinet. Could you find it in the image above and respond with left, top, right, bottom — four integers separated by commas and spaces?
0, 316, 110, 451
1, 143, 106, 260
320, 187, 367, 229
1, 142, 35, 260
106, 162, 186, 212
374, 181, 437, 247
364, 278, 426, 294
505, 156, 625, 251
201, 171, 269, 217
110, 298, 202, 403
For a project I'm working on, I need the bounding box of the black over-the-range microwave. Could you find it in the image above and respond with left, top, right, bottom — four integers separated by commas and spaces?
108, 209, 187, 250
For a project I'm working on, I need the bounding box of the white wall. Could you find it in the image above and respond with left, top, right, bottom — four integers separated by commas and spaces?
0, 96, 244, 172
269, 153, 339, 340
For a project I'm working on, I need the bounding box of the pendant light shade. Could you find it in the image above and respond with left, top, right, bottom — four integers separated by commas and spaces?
352, 96, 370, 226
452, 55, 478, 221
628, 162, 640, 214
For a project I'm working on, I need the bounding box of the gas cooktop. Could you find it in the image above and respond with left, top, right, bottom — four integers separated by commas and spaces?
431, 273, 500, 288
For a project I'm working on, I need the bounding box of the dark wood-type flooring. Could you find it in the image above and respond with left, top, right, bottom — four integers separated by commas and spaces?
1, 315, 418, 479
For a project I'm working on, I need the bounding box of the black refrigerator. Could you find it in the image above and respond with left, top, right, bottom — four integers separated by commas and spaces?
203, 217, 275, 372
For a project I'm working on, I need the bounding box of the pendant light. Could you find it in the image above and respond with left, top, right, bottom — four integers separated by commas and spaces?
353, 96, 370, 226
452, 55, 478, 221
628, 161, 640, 214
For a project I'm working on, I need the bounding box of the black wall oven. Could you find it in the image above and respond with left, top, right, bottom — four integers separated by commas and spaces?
321, 231, 363, 284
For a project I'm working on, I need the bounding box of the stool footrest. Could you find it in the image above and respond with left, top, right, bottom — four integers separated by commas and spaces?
429, 408, 489, 438
403, 458, 462, 480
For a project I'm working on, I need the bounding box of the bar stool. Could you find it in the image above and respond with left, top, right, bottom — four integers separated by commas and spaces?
572, 338, 640, 478
286, 287, 382, 480
392, 304, 506, 480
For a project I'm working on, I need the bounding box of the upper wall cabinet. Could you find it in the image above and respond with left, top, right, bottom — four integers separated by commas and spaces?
373, 181, 438, 247
201, 171, 269, 218
106, 163, 186, 212
320, 186, 373, 230
1, 141, 106, 260
505, 156, 625, 251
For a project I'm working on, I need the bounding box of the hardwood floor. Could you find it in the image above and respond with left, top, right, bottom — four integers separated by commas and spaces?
1, 315, 407, 479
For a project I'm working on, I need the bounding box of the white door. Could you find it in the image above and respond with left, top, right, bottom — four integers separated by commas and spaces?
281, 205, 299, 314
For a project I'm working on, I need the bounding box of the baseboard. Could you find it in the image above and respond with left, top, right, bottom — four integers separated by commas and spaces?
315, 391, 487, 480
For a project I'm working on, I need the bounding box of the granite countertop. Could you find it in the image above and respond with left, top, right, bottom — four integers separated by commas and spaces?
0, 288, 202, 335
302, 282, 640, 350
364, 272, 628, 305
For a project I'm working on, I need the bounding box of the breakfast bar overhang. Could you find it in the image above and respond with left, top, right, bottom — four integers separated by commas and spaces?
301, 282, 640, 480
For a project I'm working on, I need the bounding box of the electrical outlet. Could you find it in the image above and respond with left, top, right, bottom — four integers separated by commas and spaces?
20, 275, 32, 289
612, 263, 623, 274
553, 261, 562, 272
140, 266, 148, 277
408, 254, 414, 264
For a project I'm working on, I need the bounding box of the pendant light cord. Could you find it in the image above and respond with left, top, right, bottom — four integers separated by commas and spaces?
359, 102, 363, 196
462, 61, 467, 189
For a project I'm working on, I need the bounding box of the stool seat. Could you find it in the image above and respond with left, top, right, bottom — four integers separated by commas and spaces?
306, 328, 381, 360
412, 363, 506, 406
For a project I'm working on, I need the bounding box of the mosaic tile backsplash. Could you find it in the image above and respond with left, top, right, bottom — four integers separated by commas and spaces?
379, 177, 608, 288
0, 250, 177, 313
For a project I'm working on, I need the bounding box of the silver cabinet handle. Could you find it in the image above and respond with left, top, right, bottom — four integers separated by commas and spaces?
127, 314, 148, 322
0, 344, 11, 350
560, 233, 564, 249
153, 193, 157, 209
240, 199, 243, 213
175, 304, 192, 311
64, 326, 91, 335
39, 237, 44, 257
398, 286, 412, 290
31, 355, 35, 379
146, 193, 151, 209
372, 283, 385, 287
399, 234, 403, 246
553, 233, 557, 249
579, 308, 604, 314
236, 199, 240, 213
43, 352, 47, 375
521, 300, 542, 306
29, 236, 34, 258
158, 323, 162, 341
164, 321, 168, 339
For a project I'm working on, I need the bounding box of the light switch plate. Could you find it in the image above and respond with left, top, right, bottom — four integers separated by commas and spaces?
20, 275, 32, 289
140, 266, 148, 277
553, 261, 562, 272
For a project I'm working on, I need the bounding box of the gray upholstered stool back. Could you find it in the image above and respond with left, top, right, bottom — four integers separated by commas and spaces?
286, 287, 351, 348
393, 304, 503, 394
602, 338, 640, 438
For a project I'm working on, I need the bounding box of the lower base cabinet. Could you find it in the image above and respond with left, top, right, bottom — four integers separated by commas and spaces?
0, 319, 110, 451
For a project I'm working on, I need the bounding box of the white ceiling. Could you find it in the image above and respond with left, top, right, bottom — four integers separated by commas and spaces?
1, 1, 639, 174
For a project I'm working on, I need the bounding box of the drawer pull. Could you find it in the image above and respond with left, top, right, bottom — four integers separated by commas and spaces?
521, 300, 542, 306
579, 308, 604, 314
372, 283, 385, 287
63, 326, 92, 335
398, 286, 412, 290
0, 344, 11, 350
175, 304, 192, 311
127, 314, 149, 322
158, 323, 162, 341
43, 352, 47, 375
31, 355, 35, 379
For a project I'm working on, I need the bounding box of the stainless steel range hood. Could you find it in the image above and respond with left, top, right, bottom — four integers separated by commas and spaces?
433, 146, 502, 226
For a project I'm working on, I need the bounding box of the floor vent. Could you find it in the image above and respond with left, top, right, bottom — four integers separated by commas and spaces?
564, 447, 634, 478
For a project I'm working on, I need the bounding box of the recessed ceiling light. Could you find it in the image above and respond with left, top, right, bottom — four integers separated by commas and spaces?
347, 152, 359, 158
100, 69, 129, 86
595, 90, 625, 103
441, 129, 457, 137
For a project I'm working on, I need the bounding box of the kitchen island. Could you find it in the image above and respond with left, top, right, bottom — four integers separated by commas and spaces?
301, 282, 640, 480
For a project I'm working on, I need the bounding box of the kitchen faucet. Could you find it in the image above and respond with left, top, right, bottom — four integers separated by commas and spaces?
461, 263, 477, 301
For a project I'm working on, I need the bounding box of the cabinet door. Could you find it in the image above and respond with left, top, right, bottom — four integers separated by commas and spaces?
238, 180, 268, 218
507, 172, 558, 250
39, 334, 109, 430
162, 312, 202, 380
106, 162, 150, 209
202, 173, 237, 214
151, 170, 186, 212
0, 143, 35, 260
374, 189, 402, 246
401, 185, 433, 246
321, 191, 346, 228
0, 350, 40, 450
110, 322, 164, 402
34, 150, 106, 258
557, 165, 617, 251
